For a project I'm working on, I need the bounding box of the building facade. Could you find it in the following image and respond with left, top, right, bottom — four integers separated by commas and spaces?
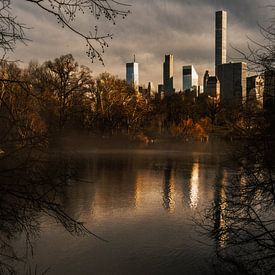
215, 10, 227, 75
247, 75, 264, 108
126, 62, 139, 88
217, 62, 247, 105
203, 70, 210, 94
264, 70, 275, 111
207, 76, 220, 99
163, 54, 174, 95
182, 65, 198, 92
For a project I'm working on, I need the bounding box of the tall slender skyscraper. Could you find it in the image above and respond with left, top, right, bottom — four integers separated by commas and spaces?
163, 54, 174, 95
215, 10, 227, 74
126, 56, 139, 88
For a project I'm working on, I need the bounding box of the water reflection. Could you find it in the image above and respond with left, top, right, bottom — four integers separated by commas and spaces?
134, 172, 143, 208
3, 144, 232, 274
0, 151, 89, 274
190, 162, 200, 209
213, 167, 228, 248
65, 150, 225, 219
162, 162, 175, 212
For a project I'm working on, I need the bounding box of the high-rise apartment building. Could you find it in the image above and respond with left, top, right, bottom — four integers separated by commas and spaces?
182, 65, 198, 92
215, 11, 227, 74
126, 58, 139, 87
217, 62, 247, 105
163, 54, 174, 95
182, 65, 199, 91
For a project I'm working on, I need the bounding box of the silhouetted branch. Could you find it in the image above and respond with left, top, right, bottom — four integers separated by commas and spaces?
25, 0, 131, 64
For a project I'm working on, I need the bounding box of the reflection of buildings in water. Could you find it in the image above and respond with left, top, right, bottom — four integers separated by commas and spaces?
162, 163, 175, 212
180, 160, 194, 208
189, 162, 200, 209
181, 156, 220, 209
214, 168, 228, 248
134, 166, 176, 212
60, 156, 98, 219
74, 155, 138, 217
134, 172, 143, 208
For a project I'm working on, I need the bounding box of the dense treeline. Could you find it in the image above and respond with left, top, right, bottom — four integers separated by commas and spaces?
1, 53, 265, 151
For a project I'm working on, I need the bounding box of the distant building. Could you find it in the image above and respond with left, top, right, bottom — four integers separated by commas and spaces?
215, 10, 227, 75
217, 62, 247, 106
163, 54, 174, 95
264, 70, 275, 111
138, 82, 156, 100
158, 84, 164, 94
207, 76, 220, 99
203, 70, 210, 94
182, 65, 198, 92
246, 75, 264, 108
148, 82, 156, 96
126, 58, 139, 88
198, 86, 204, 95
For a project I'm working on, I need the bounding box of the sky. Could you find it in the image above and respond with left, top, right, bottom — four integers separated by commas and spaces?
10, 0, 274, 90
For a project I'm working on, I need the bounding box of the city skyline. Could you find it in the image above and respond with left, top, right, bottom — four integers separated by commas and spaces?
9, 0, 274, 89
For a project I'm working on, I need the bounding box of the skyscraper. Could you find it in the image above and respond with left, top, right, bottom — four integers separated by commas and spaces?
217, 62, 247, 105
163, 54, 174, 95
203, 70, 210, 94
126, 57, 139, 88
215, 11, 227, 74
182, 65, 198, 92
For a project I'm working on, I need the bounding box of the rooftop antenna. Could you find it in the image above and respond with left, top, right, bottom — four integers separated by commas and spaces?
134, 54, 136, 63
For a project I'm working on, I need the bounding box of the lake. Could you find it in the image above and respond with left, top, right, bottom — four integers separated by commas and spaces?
20, 141, 234, 274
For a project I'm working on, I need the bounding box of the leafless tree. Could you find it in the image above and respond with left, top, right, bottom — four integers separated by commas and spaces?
0, 0, 130, 64
0, 0, 27, 61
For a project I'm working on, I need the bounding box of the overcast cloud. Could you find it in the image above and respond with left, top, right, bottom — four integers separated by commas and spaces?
10, 0, 274, 90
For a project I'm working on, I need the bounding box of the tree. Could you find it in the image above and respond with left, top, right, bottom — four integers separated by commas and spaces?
0, 0, 130, 63
44, 54, 93, 129
0, 62, 47, 154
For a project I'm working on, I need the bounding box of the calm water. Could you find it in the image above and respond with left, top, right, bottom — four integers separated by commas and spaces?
24, 142, 232, 274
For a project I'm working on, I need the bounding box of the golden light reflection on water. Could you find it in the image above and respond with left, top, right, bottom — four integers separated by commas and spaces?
134, 168, 176, 212
218, 171, 228, 248
134, 172, 143, 208
190, 162, 200, 209
162, 168, 175, 212
85, 155, 225, 220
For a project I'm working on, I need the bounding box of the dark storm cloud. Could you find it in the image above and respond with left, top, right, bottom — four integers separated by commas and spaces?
10, 0, 274, 89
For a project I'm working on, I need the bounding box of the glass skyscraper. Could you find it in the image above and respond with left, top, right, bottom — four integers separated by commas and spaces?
126, 62, 139, 87
182, 65, 198, 92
